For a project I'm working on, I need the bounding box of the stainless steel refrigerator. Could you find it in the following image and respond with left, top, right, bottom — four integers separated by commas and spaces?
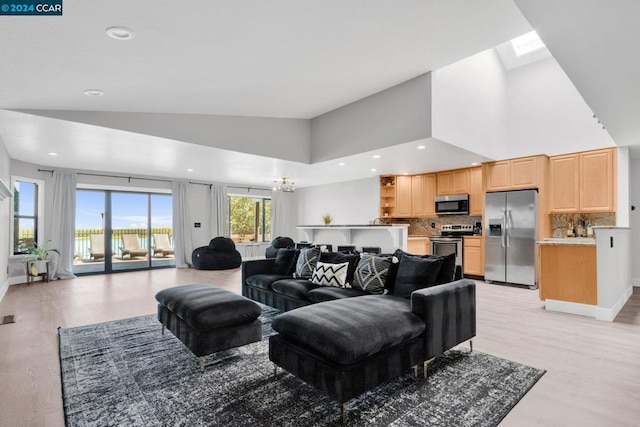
484, 189, 538, 288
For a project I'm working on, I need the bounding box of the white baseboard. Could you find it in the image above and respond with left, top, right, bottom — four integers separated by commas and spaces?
0, 279, 8, 304
8, 275, 27, 286
545, 299, 597, 318
632, 277, 640, 287
595, 286, 633, 321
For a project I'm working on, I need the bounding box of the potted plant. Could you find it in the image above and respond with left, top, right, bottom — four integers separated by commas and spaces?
24, 240, 60, 276
321, 213, 333, 225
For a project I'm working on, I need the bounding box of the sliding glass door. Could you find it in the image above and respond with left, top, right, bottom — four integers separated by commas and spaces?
73, 189, 174, 275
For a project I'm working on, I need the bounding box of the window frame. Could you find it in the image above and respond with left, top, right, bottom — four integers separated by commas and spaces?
10, 176, 45, 257
227, 194, 272, 243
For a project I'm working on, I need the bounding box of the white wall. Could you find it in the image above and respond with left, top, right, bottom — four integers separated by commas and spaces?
432, 48, 508, 159
294, 177, 379, 240
0, 135, 11, 301
595, 228, 632, 320
310, 73, 432, 162
506, 56, 615, 157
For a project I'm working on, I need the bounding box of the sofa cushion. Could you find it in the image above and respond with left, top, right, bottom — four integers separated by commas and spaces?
272, 248, 300, 275
272, 295, 423, 364
246, 274, 292, 290
271, 279, 320, 300
392, 254, 444, 299
311, 261, 349, 287
352, 253, 395, 294
271, 236, 295, 249
307, 287, 370, 303
319, 252, 359, 285
295, 247, 321, 278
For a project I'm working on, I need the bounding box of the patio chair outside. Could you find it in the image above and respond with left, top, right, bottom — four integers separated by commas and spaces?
89, 234, 105, 260
153, 233, 174, 257
121, 234, 148, 259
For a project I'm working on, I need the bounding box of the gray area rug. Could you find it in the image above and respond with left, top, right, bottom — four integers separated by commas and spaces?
59, 307, 545, 426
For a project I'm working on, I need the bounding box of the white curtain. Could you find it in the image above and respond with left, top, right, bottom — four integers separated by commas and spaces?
209, 184, 228, 236
271, 190, 287, 239
50, 171, 76, 280
171, 181, 194, 268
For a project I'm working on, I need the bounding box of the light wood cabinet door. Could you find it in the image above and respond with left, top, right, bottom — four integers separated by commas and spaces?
423, 173, 436, 216
580, 149, 615, 212
485, 161, 510, 191
549, 154, 580, 213
411, 175, 424, 216
511, 156, 538, 189
452, 169, 470, 194
395, 175, 412, 217
436, 171, 453, 195
463, 237, 484, 276
407, 238, 430, 255
469, 167, 484, 216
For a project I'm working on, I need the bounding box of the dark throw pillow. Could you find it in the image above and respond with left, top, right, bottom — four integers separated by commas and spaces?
352, 253, 393, 295
272, 248, 299, 275
295, 246, 320, 278
392, 254, 444, 299
435, 252, 456, 284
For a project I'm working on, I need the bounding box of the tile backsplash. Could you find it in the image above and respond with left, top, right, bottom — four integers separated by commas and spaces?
551, 213, 616, 237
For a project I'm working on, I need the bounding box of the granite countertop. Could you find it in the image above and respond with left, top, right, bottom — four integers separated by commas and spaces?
537, 237, 596, 246
297, 224, 407, 228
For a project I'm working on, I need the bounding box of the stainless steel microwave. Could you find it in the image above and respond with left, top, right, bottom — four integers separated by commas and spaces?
435, 194, 469, 215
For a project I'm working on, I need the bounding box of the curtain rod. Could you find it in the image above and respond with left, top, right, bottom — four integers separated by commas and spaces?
36, 169, 270, 190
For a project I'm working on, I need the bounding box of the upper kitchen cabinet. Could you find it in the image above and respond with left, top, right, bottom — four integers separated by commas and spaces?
484, 156, 545, 192
395, 175, 412, 217
549, 148, 616, 213
437, 169, 469, 195
469, 166, 484, 216
412, 174, 436, 217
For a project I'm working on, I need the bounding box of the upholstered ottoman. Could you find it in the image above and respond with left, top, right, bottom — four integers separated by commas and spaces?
155, 284, 262, 370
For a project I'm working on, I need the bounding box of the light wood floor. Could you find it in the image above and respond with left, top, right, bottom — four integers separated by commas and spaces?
1, 269, 639, 426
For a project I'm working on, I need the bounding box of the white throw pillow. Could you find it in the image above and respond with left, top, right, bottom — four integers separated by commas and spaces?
311, 261, 349, 288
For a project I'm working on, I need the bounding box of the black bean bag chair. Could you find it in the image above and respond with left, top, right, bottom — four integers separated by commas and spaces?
265, 236, 295, 258
192, 237, 242, 270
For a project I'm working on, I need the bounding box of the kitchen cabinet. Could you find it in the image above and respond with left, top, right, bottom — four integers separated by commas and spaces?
395, 175, 412, 217
437, 169, 469, 195
549, 148, 616, 213
379, 176, 396, 218
463, 236, 483, 276
469, 166, 483, 216
411, 175, 425, 216
417, 174, 436, 216
539, 244, 596, 304
407, 237, 430, 255
485, 156, 542, 192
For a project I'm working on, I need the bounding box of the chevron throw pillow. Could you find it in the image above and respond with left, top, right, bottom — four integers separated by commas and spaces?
311, 261, 349, 287
295, 246, 320, 278
352, 253, 394, 294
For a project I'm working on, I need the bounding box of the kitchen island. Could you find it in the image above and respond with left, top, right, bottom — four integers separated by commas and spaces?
537, 227, 632, 321
296, 224, 409, 253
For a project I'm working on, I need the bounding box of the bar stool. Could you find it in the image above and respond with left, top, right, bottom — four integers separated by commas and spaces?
337, 245, 357, 254
361, 246, 381, 254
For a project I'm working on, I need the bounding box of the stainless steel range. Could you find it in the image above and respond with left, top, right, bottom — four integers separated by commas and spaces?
430, 224, 474, 270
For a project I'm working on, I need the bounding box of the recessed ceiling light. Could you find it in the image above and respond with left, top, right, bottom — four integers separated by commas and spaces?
47, 152, 58, 156
417, 145, 426, 150
373, 155, 380, 159
338, 162, 345, 166
186, 168, 194, 172
371, 168, 377, 172
403, 172, 409, 175
471, 162, 480, 166
106, 26, 135, 41
84, 89, 104, 96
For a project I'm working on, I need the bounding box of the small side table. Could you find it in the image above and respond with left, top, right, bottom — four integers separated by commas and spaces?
26, 260, 50, 284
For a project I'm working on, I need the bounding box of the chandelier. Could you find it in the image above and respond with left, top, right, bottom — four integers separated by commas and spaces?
273, 178, 295, 192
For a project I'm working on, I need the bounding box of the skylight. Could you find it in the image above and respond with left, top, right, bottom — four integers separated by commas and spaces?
511, 31, 545, 56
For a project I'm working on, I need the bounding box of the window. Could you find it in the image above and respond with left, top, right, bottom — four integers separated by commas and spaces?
12, 179, 42, 255
228, 196, 271, 243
